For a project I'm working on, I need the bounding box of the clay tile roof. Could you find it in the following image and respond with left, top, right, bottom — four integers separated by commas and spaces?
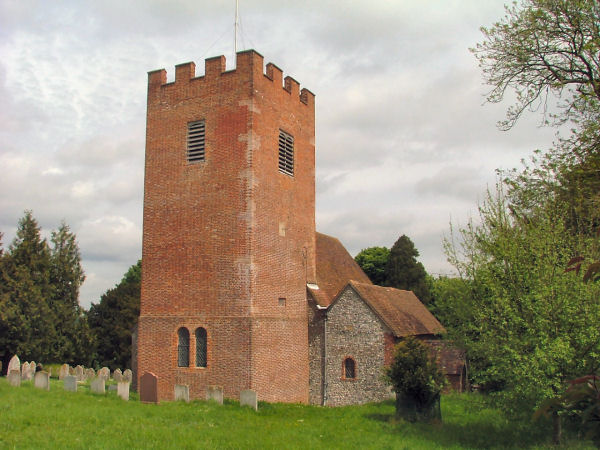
347, 280, 445, 337
314, 232, 372, 306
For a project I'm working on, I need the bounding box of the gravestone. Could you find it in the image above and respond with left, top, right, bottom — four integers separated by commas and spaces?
113, 368, 123, 382
117, 381, 130, 401
139, 372, 158, 404
8, 370, 21, 387
85, 368, 95, 381
206, 385, 224, 405
30, 361, 36, 372
75, 365, 85, 381
91, 377, 105, 394
59, 364, 70, 380
8, 355, 20, 375
123, 369, 132, 383
240, 389, 258, 411
64, 375, 77, 392
108, 384, 118, 391
34, 371, 50, 391
69, 366, 75, 376
21, 362, 33, 381
98, 367, 110, 381
174, 384, 189, 402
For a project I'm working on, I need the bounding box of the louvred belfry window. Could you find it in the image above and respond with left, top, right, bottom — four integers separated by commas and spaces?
187, 120, 205, 162
278, 130, 294, 176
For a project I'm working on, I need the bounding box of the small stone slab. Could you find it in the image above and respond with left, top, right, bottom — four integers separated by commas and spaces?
34, 371, 50, 391
174, 384, 189, 402
123, 369, 132, 383
59, 364, 70, 380
91, 377, 105, 394
63, 375, 77, 392
117, 381, 130, 401
206, 385, 224, 404
7, 355, 20, 374
8, 369, 21, 387
108, 384, 118, 391
139, 372, 158, 404
240, 389, 258, 411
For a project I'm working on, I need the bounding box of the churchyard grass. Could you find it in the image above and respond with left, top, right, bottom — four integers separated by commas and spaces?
0, 378, 592, 449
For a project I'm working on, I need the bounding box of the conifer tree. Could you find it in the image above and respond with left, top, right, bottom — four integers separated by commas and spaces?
384, 235, 432, 304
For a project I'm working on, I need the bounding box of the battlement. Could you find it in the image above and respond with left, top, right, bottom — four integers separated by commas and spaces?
147, 50, 314, 106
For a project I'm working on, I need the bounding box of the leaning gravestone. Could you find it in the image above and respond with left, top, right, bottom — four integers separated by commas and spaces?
34, 371, 50, 391
123, 369, 132, 383
59, 364, 70, 380
206, 385, 224, 405
98, 367, 110, 381
240, 389, 258, 411
139, 372, 158, 404
64, 375, 77, 392
112, 368, 123, 382
91, 377, 105, 394
174, 384, 189, 402
8, 370, 21, 387
8, 355, 20, 375
117, 382, 130, 401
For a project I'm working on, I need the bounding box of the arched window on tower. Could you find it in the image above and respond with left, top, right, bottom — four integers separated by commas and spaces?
343, 357, 356, 380
177, 327, 190, 367
196, 327, 207, 368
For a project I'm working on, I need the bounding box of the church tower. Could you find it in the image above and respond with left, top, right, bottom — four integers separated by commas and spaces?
137, 50, 316, 402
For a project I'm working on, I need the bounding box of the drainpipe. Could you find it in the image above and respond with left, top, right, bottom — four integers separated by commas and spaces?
323, 312, 328, 406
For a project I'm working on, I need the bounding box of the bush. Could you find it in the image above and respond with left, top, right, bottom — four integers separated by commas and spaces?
385, 337, 446, 422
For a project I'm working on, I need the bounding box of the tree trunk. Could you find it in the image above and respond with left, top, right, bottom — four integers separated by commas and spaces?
552, 410, 562, 445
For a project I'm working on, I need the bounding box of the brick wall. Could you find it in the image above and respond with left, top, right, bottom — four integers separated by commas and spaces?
138, 50, 314, 402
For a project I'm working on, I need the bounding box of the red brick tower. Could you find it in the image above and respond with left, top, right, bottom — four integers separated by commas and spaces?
137, 50, 316, 403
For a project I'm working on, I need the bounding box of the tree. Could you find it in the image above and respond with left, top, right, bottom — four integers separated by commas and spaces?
354, 246, 389, 285
87, 260, 141, 370
49, 222, 87, 363
472, 0, 600, 130
385, 337, 446, 422
385, 235, 432, 304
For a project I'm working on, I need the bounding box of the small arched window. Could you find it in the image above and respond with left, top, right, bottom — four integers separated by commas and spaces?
344, 357, 356, 379
177, 328, 190, 367
196, 327, 207, 368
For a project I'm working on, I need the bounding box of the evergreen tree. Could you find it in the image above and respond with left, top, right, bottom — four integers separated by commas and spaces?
384, 235, 432, 304
49, 222, 87, 363
87, 260, 141, 370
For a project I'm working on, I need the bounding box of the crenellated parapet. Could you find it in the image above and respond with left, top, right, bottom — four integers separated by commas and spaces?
147, 50, 314, 107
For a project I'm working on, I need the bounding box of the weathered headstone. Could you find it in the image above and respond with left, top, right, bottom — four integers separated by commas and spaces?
7, 355, 20, 374
98, 367, 110, 381
91, 377, 105, 394
30, 361, 36, 372
174, 384, 189, 402
69, 366, 75, 376
85, 368, 95, 381
34, 371, 50, 391
21, 362, 32, 381
139, 372, 158, 404
8, 369, 21, 387
113, 368, 123, 382
117, 381, 130, 401
240, 389, 258, 411
64, 375, 77, 392
59, 364, 70, 380
206, 385, 224, 405
75, 365, 85, 381
123, 369, 132, 383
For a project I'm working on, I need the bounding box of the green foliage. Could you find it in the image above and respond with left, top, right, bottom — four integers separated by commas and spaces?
385, 337, 446, 407
87, 260, 141, 370
471, 0, 600, 130
354, 246, 389, 285
385, 235, 432, 304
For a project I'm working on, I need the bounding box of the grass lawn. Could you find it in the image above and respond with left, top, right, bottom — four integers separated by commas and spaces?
0, 378, 592, 449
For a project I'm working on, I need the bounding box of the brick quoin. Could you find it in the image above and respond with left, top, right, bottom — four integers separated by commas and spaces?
137, 50, 315, 402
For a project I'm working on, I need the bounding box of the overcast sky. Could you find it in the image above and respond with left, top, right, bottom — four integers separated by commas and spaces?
0, 0, 560, 309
